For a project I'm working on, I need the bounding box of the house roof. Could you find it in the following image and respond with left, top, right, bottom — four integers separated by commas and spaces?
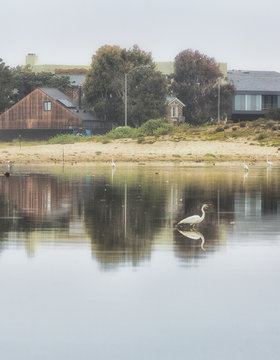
166, 96, 185, 107
227, 70, 280, 92
39, 88, 98, 121
56, 74, 87, 87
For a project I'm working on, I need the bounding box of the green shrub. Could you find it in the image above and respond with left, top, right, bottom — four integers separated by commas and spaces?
153, 124, 174, 136
265, 109, 280, 121
105, 126, 137, 139
257, 132, 267, 140
266, 120, 277, 128
137, 135, 145, 143
239, 121, 246, 128
47, 134, 90, 144
138, 119, 167, 136
215, 126, 224, 132
251, 119, 265, 128
177, 123, 190, 132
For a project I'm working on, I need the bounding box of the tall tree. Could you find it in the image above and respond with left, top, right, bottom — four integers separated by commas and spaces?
12, 69, 71, 102
171, 49, 234, 124
0, 58, 13, 113
83, 45, 168, 127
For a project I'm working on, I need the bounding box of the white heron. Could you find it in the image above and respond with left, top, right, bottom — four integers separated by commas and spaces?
266, 157, 273, 167
111, 158, 116, 167
177, 229, 206, 251
243, 161, 249, 171
177, 204, 210, 228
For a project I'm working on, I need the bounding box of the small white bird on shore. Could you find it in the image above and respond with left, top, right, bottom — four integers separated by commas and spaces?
266, 157, 273, 167
111, 158, 116, 167
243, 161, 249, 171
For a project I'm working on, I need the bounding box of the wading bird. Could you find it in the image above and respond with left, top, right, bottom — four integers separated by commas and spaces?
111, 158, 116, 167
177, 204, 210, 228
243, 161, 249, 171
266, 157, 273, 167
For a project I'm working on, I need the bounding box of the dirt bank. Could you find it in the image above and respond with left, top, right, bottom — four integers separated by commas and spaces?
0, 138, 279, 166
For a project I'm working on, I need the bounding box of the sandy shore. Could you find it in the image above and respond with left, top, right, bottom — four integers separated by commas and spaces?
0, 138, 279, 166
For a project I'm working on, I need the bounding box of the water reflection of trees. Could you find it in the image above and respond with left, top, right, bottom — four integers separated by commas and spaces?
83, 178, 168, 269
0, 168, 279, 265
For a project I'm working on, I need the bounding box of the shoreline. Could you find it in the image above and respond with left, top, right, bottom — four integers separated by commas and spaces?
0, 138, 279, 166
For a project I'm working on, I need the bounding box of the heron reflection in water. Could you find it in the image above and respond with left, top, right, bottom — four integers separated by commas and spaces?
266, 157, 273, 167
177, 229, 206, 251
243, 161, 249, 172
177, 204, 210, 228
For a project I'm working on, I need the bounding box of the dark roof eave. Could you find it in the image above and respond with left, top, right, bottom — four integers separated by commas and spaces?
235, 90, 280, 95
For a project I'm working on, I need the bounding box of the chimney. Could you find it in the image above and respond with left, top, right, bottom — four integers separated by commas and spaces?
26, 53, 38, 67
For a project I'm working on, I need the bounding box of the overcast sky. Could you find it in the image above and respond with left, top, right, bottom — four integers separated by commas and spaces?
1, 0, 280, 72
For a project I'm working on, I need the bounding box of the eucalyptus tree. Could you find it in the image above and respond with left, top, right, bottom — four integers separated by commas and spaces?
171, 49, 235, 124
83, 45, 168, 127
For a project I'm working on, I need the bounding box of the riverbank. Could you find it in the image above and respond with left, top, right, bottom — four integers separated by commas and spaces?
0, 138, 279, 166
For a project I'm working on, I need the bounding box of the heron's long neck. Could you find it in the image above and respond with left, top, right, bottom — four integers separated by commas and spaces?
201, 207, 206, 220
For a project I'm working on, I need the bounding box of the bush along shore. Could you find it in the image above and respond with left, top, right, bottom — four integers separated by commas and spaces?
0, 119, 280, 166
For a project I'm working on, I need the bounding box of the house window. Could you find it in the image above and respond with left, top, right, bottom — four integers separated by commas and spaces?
171, 106, 178, 117
262, 95, 278, 110
247, 95, 262, 111
44, 101, 52, 111
235, 95, 246, 110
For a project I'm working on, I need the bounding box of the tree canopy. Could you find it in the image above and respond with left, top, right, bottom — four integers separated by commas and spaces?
83, 45, 168, 127
12, 69, 71, 102
0, 58, 13, 113
171, 49, 235, 124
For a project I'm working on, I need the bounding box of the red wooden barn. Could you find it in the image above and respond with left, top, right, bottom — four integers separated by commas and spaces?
0, 88, 110, 139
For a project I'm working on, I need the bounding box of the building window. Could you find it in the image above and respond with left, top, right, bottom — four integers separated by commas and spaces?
44, 101, 52, 111
262, 95, 278, 110
235, 95, 262, 111
171, 106, 178, 117
235, 95, 246, 110
247, 95, 262, 111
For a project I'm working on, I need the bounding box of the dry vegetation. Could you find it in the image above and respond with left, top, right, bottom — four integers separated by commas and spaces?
0, 118, 279, 165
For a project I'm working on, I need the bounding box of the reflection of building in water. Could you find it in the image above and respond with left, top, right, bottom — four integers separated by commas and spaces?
0, 175, 90, 257
0, 175, 80, 222
234, 191, 262, 220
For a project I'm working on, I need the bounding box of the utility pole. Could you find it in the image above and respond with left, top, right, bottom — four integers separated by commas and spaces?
124, 73, 128, 127
217, 77, 221, 123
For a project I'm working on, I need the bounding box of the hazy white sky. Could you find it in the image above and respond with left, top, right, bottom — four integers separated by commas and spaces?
1, 0, 280, 71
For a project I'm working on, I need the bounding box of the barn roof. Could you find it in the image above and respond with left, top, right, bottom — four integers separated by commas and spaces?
39, 88, 99, 121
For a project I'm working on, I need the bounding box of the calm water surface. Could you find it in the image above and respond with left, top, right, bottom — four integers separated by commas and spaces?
0, 165, 279, 359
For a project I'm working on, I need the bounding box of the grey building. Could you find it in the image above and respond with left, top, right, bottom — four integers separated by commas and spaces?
228, 70, 280, 120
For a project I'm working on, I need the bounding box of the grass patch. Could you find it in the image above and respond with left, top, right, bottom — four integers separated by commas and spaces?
47, 134, 92, 144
